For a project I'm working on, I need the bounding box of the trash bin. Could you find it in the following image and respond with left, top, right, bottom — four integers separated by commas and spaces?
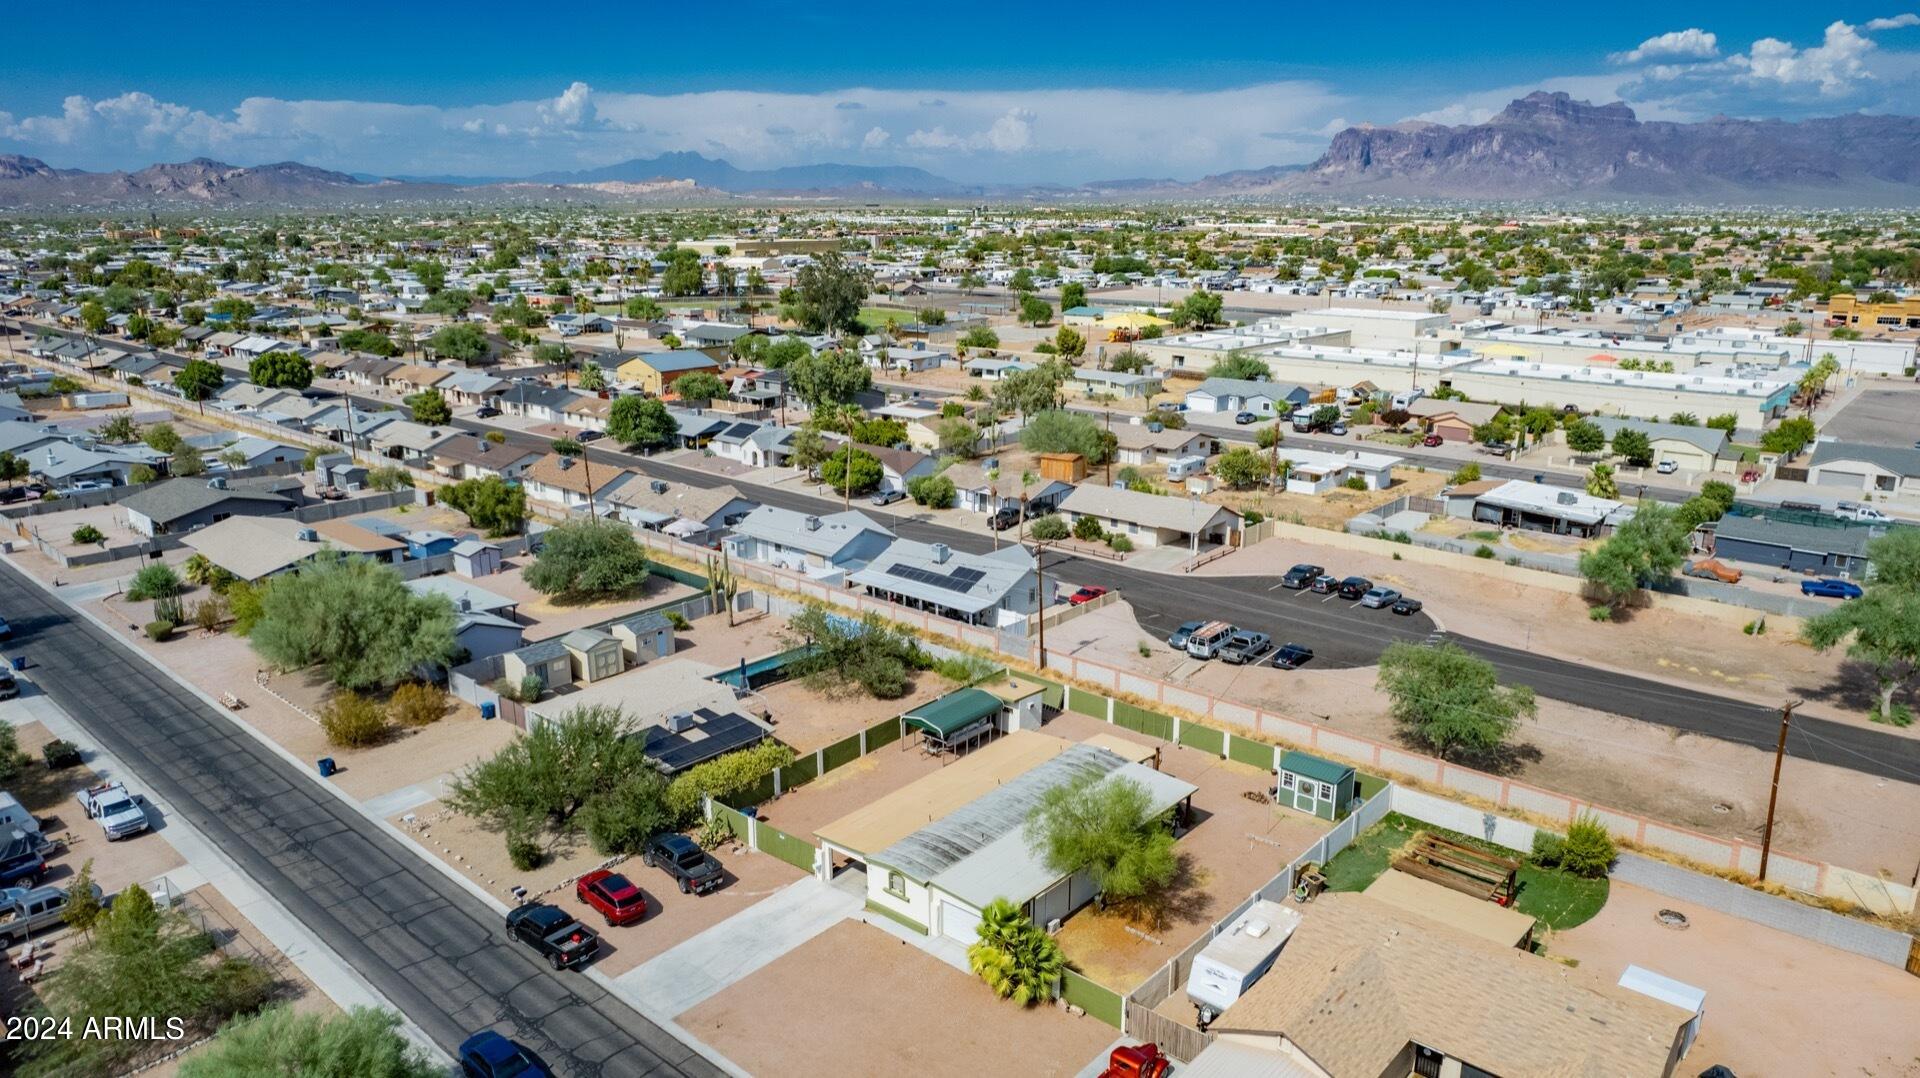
480, 701, 496, 720
317, 757, 336, 778
9, 656, 22, 671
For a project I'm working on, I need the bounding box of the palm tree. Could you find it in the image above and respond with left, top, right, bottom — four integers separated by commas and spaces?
181, 553, 218, 588
967, 898, 1063, 1007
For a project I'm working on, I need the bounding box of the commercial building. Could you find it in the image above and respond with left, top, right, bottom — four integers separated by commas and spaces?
1827, 294, 1920, 330
1134, 321, 1350, 375
1447, 358, 1793, 429
1307, 306, 1450, 348
1462, 324, 1793, 372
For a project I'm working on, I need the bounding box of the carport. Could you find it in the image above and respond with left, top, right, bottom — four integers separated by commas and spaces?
903, 688, 1003, 756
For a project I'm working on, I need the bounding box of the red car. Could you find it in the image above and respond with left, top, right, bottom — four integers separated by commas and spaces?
1068, 586, 1109, 606
575, 870, 648, 927
1421, 433, 1444, 447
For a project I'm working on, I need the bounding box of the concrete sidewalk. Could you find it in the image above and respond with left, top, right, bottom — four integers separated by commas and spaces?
617, 874, 860, 1016
0, 678, 450, 1065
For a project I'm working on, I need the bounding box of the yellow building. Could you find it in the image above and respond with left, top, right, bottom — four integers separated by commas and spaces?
614, 349, 720, 395
1827, 294, 1920, 329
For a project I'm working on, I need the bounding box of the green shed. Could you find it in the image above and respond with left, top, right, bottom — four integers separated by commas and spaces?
1277, 750, 1359, 821
904, 688, 1002, 755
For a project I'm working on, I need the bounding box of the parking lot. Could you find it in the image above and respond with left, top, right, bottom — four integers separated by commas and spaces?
1818, 386, 1920, 447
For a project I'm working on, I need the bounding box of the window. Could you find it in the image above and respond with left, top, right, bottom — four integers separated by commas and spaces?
1319, 782, 1334, 800
1280, 772, 1295, 791
885, 871, 906, 898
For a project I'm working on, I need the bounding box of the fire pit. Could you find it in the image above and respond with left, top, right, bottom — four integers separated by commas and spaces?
1655, 908, 1690, 930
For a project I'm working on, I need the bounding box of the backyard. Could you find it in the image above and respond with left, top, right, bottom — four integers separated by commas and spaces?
1319, 812, 1609, 932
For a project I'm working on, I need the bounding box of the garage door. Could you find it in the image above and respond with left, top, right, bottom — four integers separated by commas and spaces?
1815, 469, 1867, 489
939, 900, 981, 945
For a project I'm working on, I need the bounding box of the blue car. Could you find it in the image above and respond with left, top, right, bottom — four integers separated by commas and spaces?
459, 1031, 551, 1078
1800, 578, 1863, 599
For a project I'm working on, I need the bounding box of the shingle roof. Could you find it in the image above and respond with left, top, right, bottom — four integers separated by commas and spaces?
1809, 439, 1920, 478
1059, 484, 1241, 533
117, 478, 292, 526
1590, 416, 1729, 457
625, 350, 719, 374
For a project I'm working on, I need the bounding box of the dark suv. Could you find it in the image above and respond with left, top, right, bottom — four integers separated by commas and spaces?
645, 833, 725, 895
988, 507, 1022, 531
1280, 564, 1324, 590
1337, 576, 1373, 600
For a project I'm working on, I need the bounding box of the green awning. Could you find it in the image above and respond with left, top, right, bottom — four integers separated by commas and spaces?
904, 688, 1002, 738
1280, 750, 1355, 785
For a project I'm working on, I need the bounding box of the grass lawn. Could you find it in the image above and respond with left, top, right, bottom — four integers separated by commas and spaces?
859, 305, 922, 329
1317, 812, 1608, 930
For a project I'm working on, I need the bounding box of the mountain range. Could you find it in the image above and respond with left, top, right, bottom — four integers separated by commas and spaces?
1, 93, 1916, 209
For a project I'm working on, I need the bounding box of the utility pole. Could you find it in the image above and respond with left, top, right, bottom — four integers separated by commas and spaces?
1104, 410, 1112, 487
841, 441, 853, 511
1758, 699, 1799, 882
1032, 535, 1049, 671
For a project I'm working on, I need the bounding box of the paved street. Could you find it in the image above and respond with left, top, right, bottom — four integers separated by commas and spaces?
0, 560, 725, 1078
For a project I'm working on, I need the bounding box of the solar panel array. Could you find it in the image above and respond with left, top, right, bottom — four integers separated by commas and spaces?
884, 563, 986, 594
642, 708, 769, 773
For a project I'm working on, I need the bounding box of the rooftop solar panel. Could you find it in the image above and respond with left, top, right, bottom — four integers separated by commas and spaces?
641, 708, 770, 774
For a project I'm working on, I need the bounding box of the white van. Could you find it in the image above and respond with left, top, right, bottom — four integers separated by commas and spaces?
1184, 621, 1237, 660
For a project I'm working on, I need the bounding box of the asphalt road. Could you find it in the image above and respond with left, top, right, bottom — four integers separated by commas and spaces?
0, 560, 723, 1078
430, 414, 1920, 786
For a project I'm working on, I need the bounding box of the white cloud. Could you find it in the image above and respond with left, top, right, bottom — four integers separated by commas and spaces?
1610, 28, 1719, 65
1865, 12, 1920, 30
0, 81, 1349, 182
1735, 21, 1877, 93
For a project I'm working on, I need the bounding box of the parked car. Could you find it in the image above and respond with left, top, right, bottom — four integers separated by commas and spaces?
1655, 460, 1678, 474
1308, 574, 1339, 595
77, 781, 149, 840
575, 870, 648, 927
0, 840, 45, 888
644, 834, 724, 895
1218, 631, 1274, 665
1183, 621, 1237, 661
1068, 585, 1109, 606
0, 615, 13, 639
474, 406, 502, 419
1279, 564, 1324, 590
1155, 401, 1187, 413
1421, 433, 1443, 447
0, 673, 16, 702
1684, 559, 1742, 584
1800, 578, 1863, 599
1336, 576, 1373, 600
870, 489, 905, 506
505, 903, 599, 970
988, 507, 1022, 531
459, 1031, 553, 1078
1480, 441, 1513, 456
1271, 643, 1315, 670
1390, 597, 1423, 616
1327, 422, 1348, 436
1166, 620, 1205, 650
1233, 411, 1258, 425
0, 882, 103, 946
1358, 586, 1402, 609
1740, 469, 1761, 483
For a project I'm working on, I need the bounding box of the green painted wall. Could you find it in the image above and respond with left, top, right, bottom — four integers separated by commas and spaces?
1111, 700, 1174, 741
822, 733, 862, 773
865, 716, 901, 749
1178, 721, 1225, 756
1060, 970, 1123, 1028
756, 821, 817, 872
1067, 688, 1108, 719
1227, 733, 1274, 771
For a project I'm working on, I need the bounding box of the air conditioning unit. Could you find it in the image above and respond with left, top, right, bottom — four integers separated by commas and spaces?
666, 712, 694, 733
1045, 917, 1063, 935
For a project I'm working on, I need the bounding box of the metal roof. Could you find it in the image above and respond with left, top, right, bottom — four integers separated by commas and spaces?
903, 688, 1002, 738
1279, 750, 1355, 786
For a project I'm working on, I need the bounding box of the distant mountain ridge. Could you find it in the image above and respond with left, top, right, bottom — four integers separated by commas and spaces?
1, 93, 1915, 208
1256, 92, 1920, 204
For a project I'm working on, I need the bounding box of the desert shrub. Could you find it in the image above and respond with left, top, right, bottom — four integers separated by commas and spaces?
1028, 514, 1068, 541
144, 620, 174, 641
388, 682, 448, 727
1473, 544, 1496, 559
319, 692, 390, 748
127, 563, 181, 601
1533, 814, 1616, 878
71, 524, 105, 544
492, 675, 543, 704
505, 819, 544, 871
1072, 515, 1104, 542
1343, 475, 1367, 491
664, 741, 796, 823
581, 773, 674, 855
665, 610, 692, 631
1107, 534, 1134, 553
1588, 605, 1613, 621
192, 597, 224, 633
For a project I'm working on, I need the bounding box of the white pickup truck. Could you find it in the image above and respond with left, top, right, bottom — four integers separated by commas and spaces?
75, 781, 149, 841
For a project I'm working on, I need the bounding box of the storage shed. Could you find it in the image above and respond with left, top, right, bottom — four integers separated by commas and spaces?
610, 611, 675, 665
1277, 750, 1359, 821
561, 628, 624, 684
451, 539, 502, 578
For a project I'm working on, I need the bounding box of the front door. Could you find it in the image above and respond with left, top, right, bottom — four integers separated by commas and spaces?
1293, 782, 1317, 815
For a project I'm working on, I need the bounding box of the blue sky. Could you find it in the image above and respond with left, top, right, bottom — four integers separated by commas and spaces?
1, 2, 1916, 182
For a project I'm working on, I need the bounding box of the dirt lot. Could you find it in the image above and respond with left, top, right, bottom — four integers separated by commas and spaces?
749, 670, 947, 754
680, 920, 1114, 1078
1043, 711, 1331, 992
757, 735, 949, 842
5, 718, 188, 896
1043, 601, 1920, 884
1555, 881, 1920, 1077
1202, 466, 1451, 531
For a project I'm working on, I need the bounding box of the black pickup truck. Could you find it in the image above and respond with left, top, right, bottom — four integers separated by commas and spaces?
644, 833, 725, 895
504, 902, 599, 971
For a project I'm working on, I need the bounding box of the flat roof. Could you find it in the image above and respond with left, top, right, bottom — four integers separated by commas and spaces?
814, 731, 1070, 854
976, 674, 1047, 705
1363, 870, 1535, 949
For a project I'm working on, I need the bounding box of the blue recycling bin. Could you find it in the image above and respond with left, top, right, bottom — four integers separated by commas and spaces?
480, 701, 496, 720
9, 656, 22, 671
317, 757, 336, 778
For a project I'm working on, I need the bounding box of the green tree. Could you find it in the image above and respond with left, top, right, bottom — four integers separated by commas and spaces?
1053, 324, 1086, 359
820, 446, 882, 496
1213, 446, 1272, 490
80, 300, 109, 333
172, 359, 225, 411
529, 342, 572, 365
1173, 290, 1224, 327
1060, 282, 1087, 311
936, 416, 980, 457
1212, 351, 1271, 381
624, 295, 665, 320
789, 427, 831, 473
783, 605, 924, 699
1565, 419, 1606, 453
1025, 772, 1178, 905
967, 899, 1064, 1007
906, 473, 957, 508
525, 518, 651, 601
660, 249, 705, 296
447, 704, 656, 836
405, 388, 451, 425
1760, 416, 1816, 455
428, 322, 488, 363
792, 251, 872, 333
181, 1005, 443, 1078
787, 349, 872, 410
248, 552, 457, 690
420, 288, 472, 317
1610, 427, 1654, 467
1018, 294, 1053, 326
607, 395, 678, 448
1578, 501, 1692, 609
672, 370, 729, 403
1019, 409, 1110, 463
1803, 529, 1920, 723
442, 475, 527, 537
958, 325, 1000, 350
1705, 413, 1738, 433
850, 417, 908, 447
993, 365, 1067, 417
1586, 462, 1618, 498
64, 859, 104, 936
1377, 641, 1537, 760
338, 328, 398, 356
